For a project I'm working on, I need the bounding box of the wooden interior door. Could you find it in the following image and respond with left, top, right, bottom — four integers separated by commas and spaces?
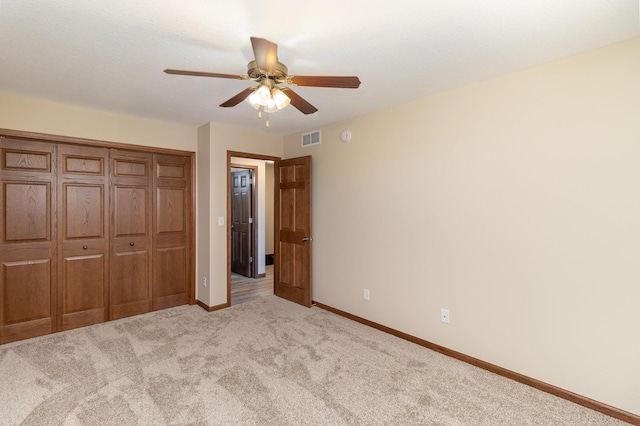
231, 169, 252, 277
152, 154, 190, 310
274, 156, 312, 307
109, 150, 152, 320
57, 144, 109, 330
0, 138, 57, 343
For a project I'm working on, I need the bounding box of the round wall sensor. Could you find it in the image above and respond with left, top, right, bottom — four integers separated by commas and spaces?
340, 130, 352, 142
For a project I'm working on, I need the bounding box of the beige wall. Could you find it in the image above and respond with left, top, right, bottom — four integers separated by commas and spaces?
197, 123, 283, 307
0, 92, 197, 151
283, 38, 640, 415
196, 124, 212, 305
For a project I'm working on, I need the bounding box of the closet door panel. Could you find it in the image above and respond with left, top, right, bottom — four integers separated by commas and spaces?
61, 254, 105, 328
110, 151, 152, 320
1, 143, 52, 174
0, 138, 56, 344
64, 184, 103, 238
157, 188, 185, 233
4, 182, 51, 241
57, 145, 109, 331
154, 244, 187, 309
114, 186, 148, 236
152, 154, 190, 310
110, 248, 149, 318
2, 256, 52, 324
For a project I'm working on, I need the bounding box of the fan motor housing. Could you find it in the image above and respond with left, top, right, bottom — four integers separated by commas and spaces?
247, 60, 288, 81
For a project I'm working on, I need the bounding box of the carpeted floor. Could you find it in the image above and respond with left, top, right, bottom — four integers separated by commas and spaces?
0, 296, 627, 425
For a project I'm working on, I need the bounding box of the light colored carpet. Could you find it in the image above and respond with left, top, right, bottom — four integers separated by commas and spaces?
0, 296, 626, 425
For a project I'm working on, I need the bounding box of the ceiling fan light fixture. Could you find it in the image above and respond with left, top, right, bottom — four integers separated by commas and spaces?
246, 83, 291, 114
265, 97, 279, 113
272, 87, 291, 110
246, 82, 275, 110
255, 84, 271, 106
247, 91, 261, 110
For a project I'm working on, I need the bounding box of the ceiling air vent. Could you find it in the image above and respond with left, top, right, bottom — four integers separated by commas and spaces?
301, 130, 321, 147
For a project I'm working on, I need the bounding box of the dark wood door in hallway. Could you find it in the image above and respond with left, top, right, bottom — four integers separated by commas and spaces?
231, 169, 252, 277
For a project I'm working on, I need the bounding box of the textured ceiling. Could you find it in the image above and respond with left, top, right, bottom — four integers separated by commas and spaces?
1, 1, 638, 136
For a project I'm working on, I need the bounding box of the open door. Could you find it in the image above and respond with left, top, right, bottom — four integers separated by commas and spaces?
274, 156, 312, 307
231, 169, 253, 277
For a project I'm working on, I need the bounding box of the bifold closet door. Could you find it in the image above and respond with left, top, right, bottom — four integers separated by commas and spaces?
0, 138, 57, 344
110, 150, 152, 320
152, 154, 190, 310
57, 144, 109, 331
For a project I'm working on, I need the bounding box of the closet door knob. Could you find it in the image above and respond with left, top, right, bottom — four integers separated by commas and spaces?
82, 245, 88, 250
130, 242, 135, 246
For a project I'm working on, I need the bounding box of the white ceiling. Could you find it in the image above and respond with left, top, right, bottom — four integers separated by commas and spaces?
1, 1, 638, 136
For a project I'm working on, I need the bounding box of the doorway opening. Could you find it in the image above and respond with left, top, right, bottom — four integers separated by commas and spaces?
230, 166, 256, 278
227, 151, 278, 306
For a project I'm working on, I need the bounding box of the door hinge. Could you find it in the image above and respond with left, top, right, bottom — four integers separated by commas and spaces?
249, 256, 253, 263
249, 217, 253, 224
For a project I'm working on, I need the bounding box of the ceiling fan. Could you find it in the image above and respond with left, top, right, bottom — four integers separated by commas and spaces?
164, 37, 361, 126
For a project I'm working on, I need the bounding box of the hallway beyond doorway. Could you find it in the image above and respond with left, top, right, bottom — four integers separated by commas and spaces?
231, 265, 274, 305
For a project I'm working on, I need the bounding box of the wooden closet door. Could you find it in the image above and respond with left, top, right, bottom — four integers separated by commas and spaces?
0, 138, 57, 343
152, 154, 190, 310
57, 144, 109, 330
109, 150, 152, 320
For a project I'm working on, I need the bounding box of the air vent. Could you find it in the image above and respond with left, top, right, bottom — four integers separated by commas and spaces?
301, 130, 321, 147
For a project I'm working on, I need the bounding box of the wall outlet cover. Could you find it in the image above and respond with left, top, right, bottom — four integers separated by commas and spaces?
441, 309, 450, 324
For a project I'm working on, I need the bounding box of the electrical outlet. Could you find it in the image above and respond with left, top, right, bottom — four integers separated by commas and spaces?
363, 289, 370, 301
202, 276, 207, 288
441, 309, 450, 324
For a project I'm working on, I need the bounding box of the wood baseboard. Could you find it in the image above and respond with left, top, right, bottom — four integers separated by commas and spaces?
313, 301, 639, 425
196, 300, 228, 312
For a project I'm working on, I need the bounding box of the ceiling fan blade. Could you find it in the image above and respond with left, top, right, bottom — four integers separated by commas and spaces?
164, 69, 248, 80
282, 88, 318, 115
250, 37, 278, 73
288, 75, 361, 88
220, 87, 255, 107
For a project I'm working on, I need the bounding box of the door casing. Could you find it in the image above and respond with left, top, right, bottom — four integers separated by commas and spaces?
227, 151, 313, 308
227, 151, 279, 304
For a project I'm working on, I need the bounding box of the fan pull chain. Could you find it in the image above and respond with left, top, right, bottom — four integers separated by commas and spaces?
254, 104, 270, 128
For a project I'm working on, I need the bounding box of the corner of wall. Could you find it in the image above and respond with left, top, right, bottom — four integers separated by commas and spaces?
196, 124, 212, 306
